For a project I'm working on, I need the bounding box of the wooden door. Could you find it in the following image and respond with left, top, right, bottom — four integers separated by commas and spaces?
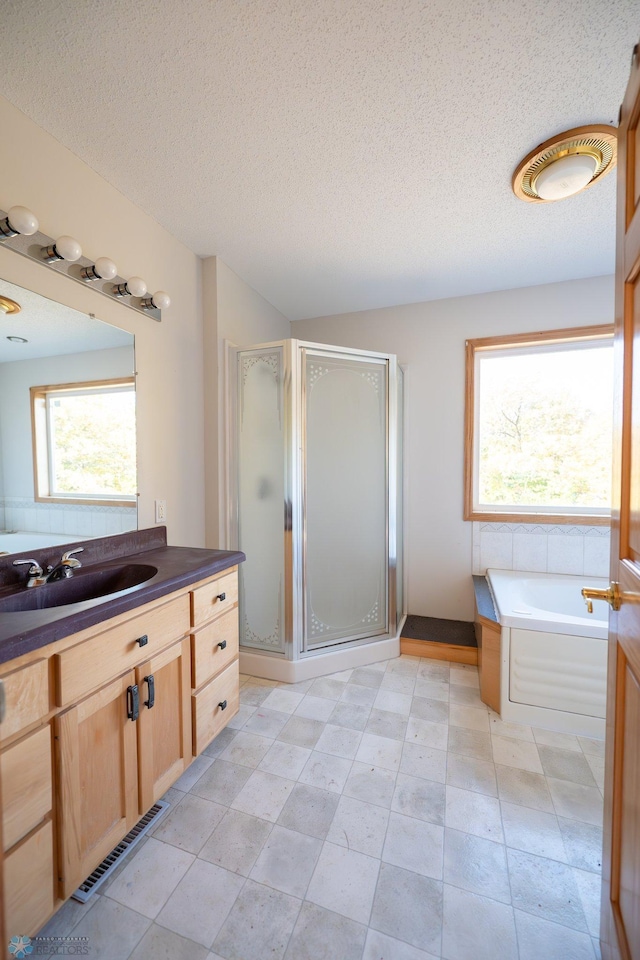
136, 638, 191, 812
55, 672, 138, 900
602, 40, 640, 960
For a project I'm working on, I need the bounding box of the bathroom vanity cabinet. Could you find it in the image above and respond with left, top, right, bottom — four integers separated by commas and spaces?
0, 562, 240, 936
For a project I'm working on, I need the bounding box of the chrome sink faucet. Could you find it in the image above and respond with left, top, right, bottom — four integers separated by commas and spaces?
13, 548, 84, 587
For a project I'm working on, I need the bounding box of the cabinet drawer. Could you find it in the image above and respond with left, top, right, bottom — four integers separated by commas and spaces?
191, 569, 238, 629
191, 606, 239, 689
0, 659, 49, 743
5, 819, 54, 936
56, 593, 190, 706
2, 725, 52, 850
192, 659, 239, 755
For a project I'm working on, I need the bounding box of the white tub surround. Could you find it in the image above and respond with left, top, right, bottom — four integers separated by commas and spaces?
0, 531, 84, 554
487, 569, 608, 738
473, 521, 610, 578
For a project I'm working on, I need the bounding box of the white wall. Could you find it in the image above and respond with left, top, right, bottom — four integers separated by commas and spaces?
202, 257, 290, 547
0, 95, 205, 547
292, 275, 615, 621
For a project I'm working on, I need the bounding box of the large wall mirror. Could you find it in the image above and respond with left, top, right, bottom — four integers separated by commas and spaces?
0, 276, 136, 557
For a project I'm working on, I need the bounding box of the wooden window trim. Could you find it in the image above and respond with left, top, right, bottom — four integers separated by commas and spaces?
30, 377, 137, 509
464, 324, 614, 524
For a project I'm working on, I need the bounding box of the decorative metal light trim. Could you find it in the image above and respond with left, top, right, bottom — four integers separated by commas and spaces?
0, 209, 163, 321
512, 125, 618, 203
0, 295, 21, 315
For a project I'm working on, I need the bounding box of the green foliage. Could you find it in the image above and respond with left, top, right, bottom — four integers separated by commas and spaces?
478, 375, 611, 508
50, 390, 136, 497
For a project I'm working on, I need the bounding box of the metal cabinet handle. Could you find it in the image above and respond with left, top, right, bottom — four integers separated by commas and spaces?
217, 640, 227, 650
127, 684, 140, 721
136, 634, 148, 647
218, 700, 228, 711
144, 674, 155, 709
216, 592, 226, 602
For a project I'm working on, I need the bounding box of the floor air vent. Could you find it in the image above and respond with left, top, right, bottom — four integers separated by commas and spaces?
71, 799, 170, 903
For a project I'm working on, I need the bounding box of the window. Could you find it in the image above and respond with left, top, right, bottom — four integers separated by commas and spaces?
31, 378, 136, 507
464, 325, 614, 523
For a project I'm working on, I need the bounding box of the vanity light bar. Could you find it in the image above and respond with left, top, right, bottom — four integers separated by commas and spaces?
0, 207, 167, 322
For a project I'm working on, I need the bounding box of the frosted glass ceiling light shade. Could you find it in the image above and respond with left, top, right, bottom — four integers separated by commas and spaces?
512, 125, 617, 203
42, 235, 82, 262
533, 154, 598, 201
80, 256, 118, 281
0, 205, 39, 238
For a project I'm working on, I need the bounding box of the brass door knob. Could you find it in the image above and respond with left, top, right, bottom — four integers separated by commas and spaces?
582, 582, 621, 613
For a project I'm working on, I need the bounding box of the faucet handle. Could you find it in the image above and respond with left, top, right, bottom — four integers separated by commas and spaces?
13, 558, 44, 577
61, 547, 84, 567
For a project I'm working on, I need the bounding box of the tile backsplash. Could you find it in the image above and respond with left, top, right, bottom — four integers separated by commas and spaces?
1, 496, 137, 539
472, 521, 610, 579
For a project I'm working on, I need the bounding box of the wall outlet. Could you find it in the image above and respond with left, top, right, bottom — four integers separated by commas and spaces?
155, 499, 167, 523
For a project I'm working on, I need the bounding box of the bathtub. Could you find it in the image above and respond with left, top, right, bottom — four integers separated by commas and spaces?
0, 531, 82, 555
486, 569, 609, 738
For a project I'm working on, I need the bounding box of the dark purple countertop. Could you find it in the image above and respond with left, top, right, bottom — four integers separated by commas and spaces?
0, 527, 245, 665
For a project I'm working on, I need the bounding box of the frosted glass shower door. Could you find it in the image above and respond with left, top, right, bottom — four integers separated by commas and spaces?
302, 349, 388, 650
236, 346, 286, 653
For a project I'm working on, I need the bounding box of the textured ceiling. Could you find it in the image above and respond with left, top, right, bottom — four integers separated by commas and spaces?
1, 0, 638, 320
0, 280, 133, 363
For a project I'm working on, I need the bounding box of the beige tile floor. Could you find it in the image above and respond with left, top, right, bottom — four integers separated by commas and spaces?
38, 655, 605, 959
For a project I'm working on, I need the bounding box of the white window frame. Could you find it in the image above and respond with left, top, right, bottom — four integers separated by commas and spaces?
464, 325, 614, 524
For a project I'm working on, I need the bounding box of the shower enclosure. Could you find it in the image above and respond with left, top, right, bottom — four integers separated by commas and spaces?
231, 339, 404, 680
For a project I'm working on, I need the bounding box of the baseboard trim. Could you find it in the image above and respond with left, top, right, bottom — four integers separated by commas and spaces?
400, 637, 478, 665
240, 635, 401, 682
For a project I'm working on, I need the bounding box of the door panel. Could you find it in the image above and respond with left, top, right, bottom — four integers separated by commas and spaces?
602, 39, 640, 960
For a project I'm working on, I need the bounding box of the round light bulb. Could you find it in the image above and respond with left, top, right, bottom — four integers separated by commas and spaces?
151, 290, 171, 310
93, 256, 117, 280
6, 205, 39, 236
126, 276, 147, 297
54, 235, 82, 261
534, 154, 598, 201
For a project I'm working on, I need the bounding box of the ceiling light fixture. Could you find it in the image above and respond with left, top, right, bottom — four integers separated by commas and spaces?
6, 336, 27, 343
512, 125, 617, 203
0, 295, 21, 315
80, 257, 118, 281
0, 205, 39, 239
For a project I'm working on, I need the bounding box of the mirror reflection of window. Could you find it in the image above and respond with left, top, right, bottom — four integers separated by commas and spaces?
0, 276, 137, 555
33, 379, 136, 503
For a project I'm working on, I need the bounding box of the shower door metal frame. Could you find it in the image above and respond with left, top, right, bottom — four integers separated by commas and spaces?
231, 338, 399, 660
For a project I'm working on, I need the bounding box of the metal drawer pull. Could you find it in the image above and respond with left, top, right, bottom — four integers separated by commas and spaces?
218, 700, 228, 711
136, 635, 148, 647
127, 684, 140, 721
216, 592, 226, 602
144, 674, 155, 709
217, 640, 227, 650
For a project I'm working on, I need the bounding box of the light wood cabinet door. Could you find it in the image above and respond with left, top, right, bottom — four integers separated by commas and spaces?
55, 672, 138, 900
136, 638, 192, 812
5, 820, 54, 938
